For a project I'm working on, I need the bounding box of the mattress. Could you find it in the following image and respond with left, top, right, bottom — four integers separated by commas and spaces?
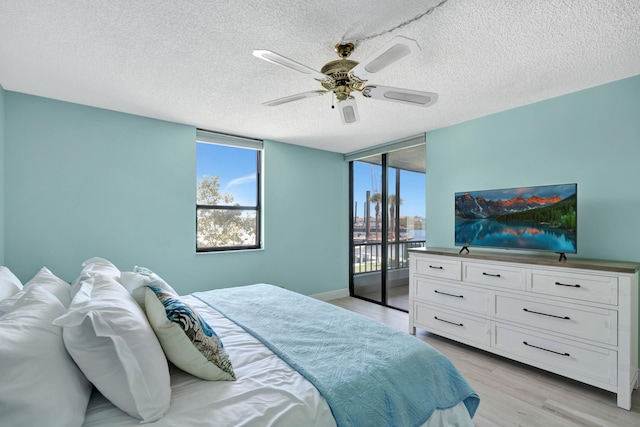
81, 295, 474, 427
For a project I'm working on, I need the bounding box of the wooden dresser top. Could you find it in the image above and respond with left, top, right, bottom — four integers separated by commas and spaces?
408, 247, 640, 274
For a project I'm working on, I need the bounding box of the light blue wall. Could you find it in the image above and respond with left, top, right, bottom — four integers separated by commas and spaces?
3, 92, 348, 295
0, 84, 5, 265
7, 74, 637, 296
425, 74, 640, 263
262, 140, 349, 292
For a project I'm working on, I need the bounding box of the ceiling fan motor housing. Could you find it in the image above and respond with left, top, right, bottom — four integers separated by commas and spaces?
320, 59, 366, 100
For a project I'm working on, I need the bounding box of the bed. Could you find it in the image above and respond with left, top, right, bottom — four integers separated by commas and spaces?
0, 258, 479, 427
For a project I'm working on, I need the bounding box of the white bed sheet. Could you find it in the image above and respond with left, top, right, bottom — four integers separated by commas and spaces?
82, 296, 472, 427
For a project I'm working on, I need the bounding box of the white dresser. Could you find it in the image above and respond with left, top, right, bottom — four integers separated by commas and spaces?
408, 248, 639, 409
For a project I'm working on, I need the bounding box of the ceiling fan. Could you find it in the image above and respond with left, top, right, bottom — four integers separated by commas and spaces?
252, 36, 438, 124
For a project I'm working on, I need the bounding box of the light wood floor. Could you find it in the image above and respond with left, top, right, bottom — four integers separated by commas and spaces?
328, 296, 640, 427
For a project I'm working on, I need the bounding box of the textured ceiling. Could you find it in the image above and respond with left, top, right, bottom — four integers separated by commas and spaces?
1, 0, 639, 154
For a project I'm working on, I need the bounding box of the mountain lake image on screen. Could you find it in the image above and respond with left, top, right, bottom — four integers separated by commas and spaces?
454, 183, 577, 254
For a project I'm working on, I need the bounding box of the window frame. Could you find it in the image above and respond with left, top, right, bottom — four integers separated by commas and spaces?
196, 130, 263, 253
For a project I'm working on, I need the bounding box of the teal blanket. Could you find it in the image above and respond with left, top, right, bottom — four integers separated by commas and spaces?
194, 284, 479, 427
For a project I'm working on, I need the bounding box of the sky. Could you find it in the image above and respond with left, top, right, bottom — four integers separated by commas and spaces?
352, 161, 425, 219
196, 143, 257, 206
196, 143, 426, 217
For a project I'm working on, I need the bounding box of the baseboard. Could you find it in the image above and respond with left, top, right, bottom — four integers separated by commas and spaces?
311, 288, 349, 301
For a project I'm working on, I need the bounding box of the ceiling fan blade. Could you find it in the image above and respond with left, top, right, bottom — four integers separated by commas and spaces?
362, 85, 438, 107
263, 90, 326, 107
339, 97, 360, 124
253, 50, 328, 81
351, 36, 420, 80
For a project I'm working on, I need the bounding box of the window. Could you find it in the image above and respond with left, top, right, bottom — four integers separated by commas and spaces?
196, 130, 262, 252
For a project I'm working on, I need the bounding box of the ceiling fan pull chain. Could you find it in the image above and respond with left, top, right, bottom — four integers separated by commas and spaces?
353, 0, 449, 45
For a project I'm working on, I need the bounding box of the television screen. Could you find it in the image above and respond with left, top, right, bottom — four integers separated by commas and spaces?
455, 183, 577, 254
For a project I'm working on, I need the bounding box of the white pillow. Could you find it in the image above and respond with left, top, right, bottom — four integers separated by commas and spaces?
120, 266, 177, 309
0, 266, 71, 316
0, 284, 92, 427
53, 274, 171, 422
77, 256, 121, 282
145, 286, 236, 381
25, 266, 72, 304
0, 266, 22, 301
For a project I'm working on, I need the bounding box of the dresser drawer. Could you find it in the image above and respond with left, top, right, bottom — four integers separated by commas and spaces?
414, 302, 490, 346
414, 277, 489, 314
412, 256, 461, 281
462, 262, 525, 290
494, 324, 617, 387
495, 295, 617, 345
528, 269, 618, 305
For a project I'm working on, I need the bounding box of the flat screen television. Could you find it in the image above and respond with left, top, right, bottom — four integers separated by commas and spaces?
455, 183, 577, 255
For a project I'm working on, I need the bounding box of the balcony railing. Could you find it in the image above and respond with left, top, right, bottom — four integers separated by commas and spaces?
353, 240, 425, 274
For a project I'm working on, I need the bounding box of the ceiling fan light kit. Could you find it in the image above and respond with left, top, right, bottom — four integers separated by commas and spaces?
253, 35, 438, 124
339, 97, 360, 124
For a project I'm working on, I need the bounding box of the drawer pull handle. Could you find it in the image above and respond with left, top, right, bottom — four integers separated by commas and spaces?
523, 341, 570, 357
523, 308, 570, 320
434, 316, 463, 327
482, 272, 501, 277
434, 290, 464, 298
429, 265, 444, 270
555, 281, 581, 288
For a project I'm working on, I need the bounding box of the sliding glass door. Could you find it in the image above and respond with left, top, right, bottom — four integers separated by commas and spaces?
351, 155, 383, 303
350, 144, 426, 311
